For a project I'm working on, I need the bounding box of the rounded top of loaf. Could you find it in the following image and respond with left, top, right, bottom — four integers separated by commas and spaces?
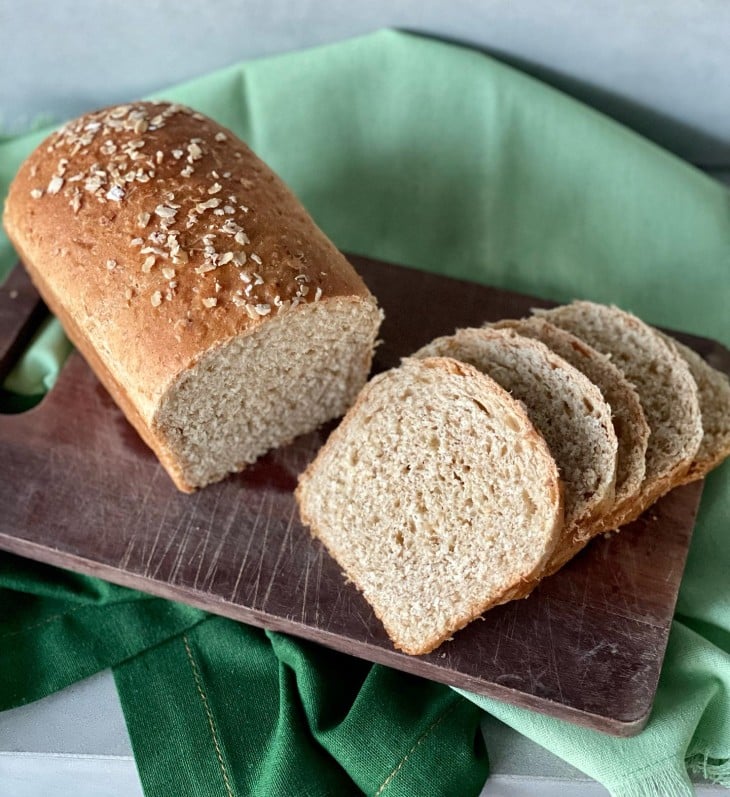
4, 101, 377, 418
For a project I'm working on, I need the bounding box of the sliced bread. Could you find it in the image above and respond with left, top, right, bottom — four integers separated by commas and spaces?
295, 357, 563, 656
658, 334, 730, 483
535, 302, 703, 526
414, 328, 618, 534
491, 317, 649, 533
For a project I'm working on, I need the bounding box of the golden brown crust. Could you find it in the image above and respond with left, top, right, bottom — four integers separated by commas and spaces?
4, 102, 375, 424
8, 231, 195, 490
4, 101, 379, 490
678, 445, 730, 485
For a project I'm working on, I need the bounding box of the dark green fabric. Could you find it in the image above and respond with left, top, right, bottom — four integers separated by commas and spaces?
1, 27, 729, 797
115, 619, 487, 796
0, 550, 487, 795
0, 554, 207, 708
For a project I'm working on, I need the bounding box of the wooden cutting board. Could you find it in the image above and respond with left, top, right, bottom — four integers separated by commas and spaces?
1, 255, 725, 737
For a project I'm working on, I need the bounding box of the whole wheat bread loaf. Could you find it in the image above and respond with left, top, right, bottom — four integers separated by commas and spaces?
535, 302, 702, 527
3, 102, 382, 491
414, 328, 618, 535
296, 357, 563, 656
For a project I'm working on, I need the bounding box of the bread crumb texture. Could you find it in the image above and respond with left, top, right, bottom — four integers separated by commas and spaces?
659, 334, 730, 481
490, 317, 649, 519
536, 302, 703, 506
415, 327, 618, 532
297, 304, 729, 655
296, 357, 563, 655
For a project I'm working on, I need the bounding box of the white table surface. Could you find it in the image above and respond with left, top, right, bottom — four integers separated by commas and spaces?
1, 1, 728, 794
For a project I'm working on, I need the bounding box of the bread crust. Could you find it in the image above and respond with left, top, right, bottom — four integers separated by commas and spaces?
4, 102, 379, 490
8, 231, 194, 488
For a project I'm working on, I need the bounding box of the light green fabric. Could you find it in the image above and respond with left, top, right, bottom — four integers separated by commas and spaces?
1, 29, 729, 796
3, 316, 71, 396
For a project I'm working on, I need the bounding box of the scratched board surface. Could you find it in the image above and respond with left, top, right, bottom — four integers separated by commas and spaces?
1, 255, 723, 736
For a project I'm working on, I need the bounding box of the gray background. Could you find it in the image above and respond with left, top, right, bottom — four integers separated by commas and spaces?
1, 0, 729, 179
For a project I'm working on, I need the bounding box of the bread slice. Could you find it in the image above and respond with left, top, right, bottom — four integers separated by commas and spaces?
414, 328, 618, 534
658, 334, 730, 483
535, 302, 703, 527
491, 317, 649, 532
296, 357, 563, 656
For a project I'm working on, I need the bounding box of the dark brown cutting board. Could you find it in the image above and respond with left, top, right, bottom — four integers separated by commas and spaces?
1, 255, 726, 736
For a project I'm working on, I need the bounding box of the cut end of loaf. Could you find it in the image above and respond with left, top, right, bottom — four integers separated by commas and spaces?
154, 296, 381, 490
296, 357, 563, 656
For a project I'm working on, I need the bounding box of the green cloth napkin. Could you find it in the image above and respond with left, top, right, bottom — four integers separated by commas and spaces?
0, 555, 486, 796
1, 28, 729, 796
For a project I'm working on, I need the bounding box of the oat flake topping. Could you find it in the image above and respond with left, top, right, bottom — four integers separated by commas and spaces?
32, 102, 322, 315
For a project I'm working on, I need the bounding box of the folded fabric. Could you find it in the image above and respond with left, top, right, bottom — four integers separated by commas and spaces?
0, 554, 207, 708
116, 621, 488, 796
0, 554, 487, 797
1, 28, 729, 797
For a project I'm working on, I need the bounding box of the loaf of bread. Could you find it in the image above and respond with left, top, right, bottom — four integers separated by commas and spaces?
3, 102, 382, 491
296, 357, 563, 655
